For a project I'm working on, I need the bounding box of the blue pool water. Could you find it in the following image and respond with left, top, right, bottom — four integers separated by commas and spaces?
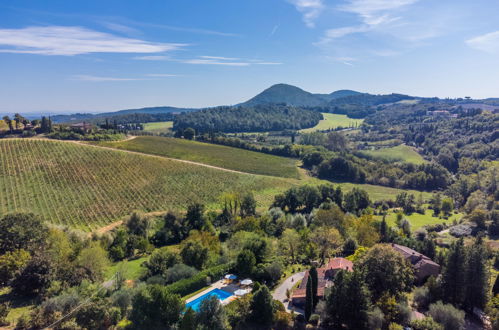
185, 288, 233, 311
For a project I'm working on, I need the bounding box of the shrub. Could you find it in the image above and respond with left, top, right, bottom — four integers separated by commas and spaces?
448, 224, 473, 238
165, 264, 198, 284
428, 301, 465, 330
164, 263, 230, 297
414, 286, 431, 310
411, 317, 444, 330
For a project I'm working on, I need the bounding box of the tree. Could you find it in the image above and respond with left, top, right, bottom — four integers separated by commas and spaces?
358, 244, 414, 301
2, 116, 13, 133
75, 299, 120, 330
143, 248, 180, 278
310, 267, 318, 308
185, 203, 205, 230
464, 237, 489, 311
12, 254, 54, 297
427, 301, 465, 330
468, 209, 487, 230
325, 270, 371, 329
180, 241, 208, 270
130, 285, 184, 329
0, 249, 31, 286
440, 199, 454, 216
305, 275, 313, 321
250, 285, 275, 325
76, 242, 110, 282
0, 213, 48, 254
240, 193, 257, 217
441, 239, 467, 307
312, 226, 343, 263
326, 131, 348, 152
126, 212, 150, 237
183, 127, 195, 140
279, 229, 301, 263
196, 295, 229, 330
236, 249, 256, 277
343, 238, 358, 256
180, 307, 197, 330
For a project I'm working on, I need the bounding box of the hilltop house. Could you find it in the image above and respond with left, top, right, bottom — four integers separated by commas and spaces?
390, 243, 440, 282
70, 122, 93, 133
291, 257, 353, 308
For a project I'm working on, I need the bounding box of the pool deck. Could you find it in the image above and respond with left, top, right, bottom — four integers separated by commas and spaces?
184, 280, 242, 305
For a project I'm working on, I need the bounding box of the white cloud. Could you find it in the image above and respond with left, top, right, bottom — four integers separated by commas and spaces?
199, 55, 240, 61
288, 0, 324, 28
466, 31, 499, 54
180, 56, 282, 66
102, 22, 139, 35
133, 55, 170, 60
72, 75, 142, 81
340, 0, 419, 17
0, 26, 185, 56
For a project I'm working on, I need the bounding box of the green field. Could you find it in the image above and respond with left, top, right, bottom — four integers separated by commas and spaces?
360, 144, 426, 164
142, 121, 173, 134
379, 208, 464, 231
0, 139, 297, 230
299, 113, 364, 133
95, 136, 300, 178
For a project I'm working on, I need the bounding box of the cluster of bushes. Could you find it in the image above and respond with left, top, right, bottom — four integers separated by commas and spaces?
47, 130, 125, 141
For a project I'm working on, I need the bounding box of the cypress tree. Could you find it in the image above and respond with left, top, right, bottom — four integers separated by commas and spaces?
380, 216, 388, 242
305, 275, 313, 321
465, 237, 489, 311
310, 266, 319, 308
442, 238, 467, 307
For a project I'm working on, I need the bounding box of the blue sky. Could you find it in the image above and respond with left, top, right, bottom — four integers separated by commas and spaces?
1, 0, 499, 113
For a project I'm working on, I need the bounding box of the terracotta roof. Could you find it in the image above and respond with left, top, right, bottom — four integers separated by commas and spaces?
326, 257, 353, 271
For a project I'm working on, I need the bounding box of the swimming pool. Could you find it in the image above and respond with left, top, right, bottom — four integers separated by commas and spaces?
185, 288, 233, 311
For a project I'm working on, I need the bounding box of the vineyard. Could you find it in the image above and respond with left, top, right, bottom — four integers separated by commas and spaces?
0, 139, 295, 231
94, 136, 300, 178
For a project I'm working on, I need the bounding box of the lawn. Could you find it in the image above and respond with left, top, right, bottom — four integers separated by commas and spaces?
95, 136, 300, 179
106, 256, 149, 281
142, 121, 173, 134
378, 208, 464, 231
360, 144, 426, 165
299, 113, 364, 133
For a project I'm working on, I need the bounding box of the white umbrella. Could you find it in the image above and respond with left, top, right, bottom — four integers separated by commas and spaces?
225, 274, 237, 280
234, 289, 248, 296
241, 279, 253, 286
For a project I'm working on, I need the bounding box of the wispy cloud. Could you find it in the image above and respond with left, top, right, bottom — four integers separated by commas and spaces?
288, 0, 324, 28
466, 31, 499, 54
0, 26, 185, 56
133, 55, 170, 60
72, 75, 142, 81
269, 24, 280, 37
180, 56, 282, 66
101, 22, 140, 35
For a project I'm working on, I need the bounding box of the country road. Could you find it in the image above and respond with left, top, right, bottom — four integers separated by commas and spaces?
272, 271, 305, 315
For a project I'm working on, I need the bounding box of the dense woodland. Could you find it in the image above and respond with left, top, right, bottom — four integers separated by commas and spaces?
173, 105, 323, 133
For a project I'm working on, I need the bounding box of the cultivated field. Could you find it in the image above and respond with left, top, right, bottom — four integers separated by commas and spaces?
0, 139, 295, 231
299, 113, 364, 133
142, 121, 173, 134
94, 136, 300, 178
360, 144, 426, 164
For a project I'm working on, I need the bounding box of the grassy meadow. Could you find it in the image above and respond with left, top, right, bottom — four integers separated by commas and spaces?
360, 144, 426, 164
0, 139, 297, 230
142, 121, 173, 134
299, 113, 364, 133
378, 208, 464, 231
95, 136, 300, 178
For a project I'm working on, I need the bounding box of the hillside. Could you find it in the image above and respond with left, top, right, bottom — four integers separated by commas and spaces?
94, 136, 300, 178
241, 83, 328, 107
0, 139, 296, 230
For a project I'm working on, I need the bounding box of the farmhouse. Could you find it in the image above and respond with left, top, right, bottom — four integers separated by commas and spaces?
291, 257, 353, 308
390, 243, 440, 282
70, 122, 93, 133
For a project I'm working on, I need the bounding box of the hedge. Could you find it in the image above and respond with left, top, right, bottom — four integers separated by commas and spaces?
165, 263, 232, 297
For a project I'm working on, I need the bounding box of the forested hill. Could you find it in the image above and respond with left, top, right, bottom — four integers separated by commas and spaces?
173, 104, 323, 133
51, 106, 197, 123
